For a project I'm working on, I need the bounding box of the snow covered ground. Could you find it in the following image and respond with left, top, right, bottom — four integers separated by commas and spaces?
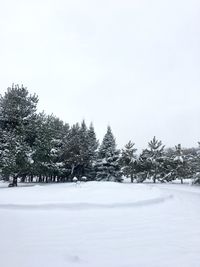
0, 181, 200, 267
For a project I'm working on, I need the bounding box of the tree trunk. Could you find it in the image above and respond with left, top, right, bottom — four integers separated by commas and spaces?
71, 164, 75, 175
21, 176, 25, 183
131, 174, 134, 183
13, 176, 18, 186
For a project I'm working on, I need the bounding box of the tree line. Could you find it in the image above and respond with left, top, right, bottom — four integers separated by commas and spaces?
0, 85, 200, 185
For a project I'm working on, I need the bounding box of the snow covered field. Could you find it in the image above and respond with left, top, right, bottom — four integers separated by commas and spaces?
0, 181, 200, 267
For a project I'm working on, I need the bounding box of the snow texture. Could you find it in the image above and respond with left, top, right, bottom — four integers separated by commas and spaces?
0, 181, 200, 267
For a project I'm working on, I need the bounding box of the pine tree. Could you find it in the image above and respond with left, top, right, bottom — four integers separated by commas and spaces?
192, 143, 200, 184
0, 128, 33, 184
61, 121, 98, 181
136, 150, 152, 183
31, 113, 52, 182
47, 115, 69, 182
173, 144, 190, 184
141, 136, 165, 183
0, 84, 38, 132
78, 120, 90, 175
120, 141, 137, 183
31, 114, 69, 182
95, 126, 122, 182
87, 123, 99, 162
85, 123, 99, 180
98, 126, 116, 159
62, 123, 82, 180
156, 148, 175, 182
0, 85, 38, 184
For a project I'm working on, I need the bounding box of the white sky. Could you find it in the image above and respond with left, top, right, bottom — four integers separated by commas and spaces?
0, 0, 200, 150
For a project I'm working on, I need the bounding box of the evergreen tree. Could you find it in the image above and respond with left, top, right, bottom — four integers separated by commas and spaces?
120, 141, 137, 183
32, 114, 69, 182
157, 148, 176, 182
31, 113, 53, 182
0, 84, 38, 132
136, 150, 152, 183
78, 120, 90, 176
48, 116, 69, 182
61, 121, 98, 180
85, 123, 99, 180
0, 85, 38, 184
95, 126, 122, 182
141, 137, 165, 183
87, 123, 99, 162
62, 123, 82, 180
192, 143, 200, 184
173, 144, 190, 184
98, 126, 116, 159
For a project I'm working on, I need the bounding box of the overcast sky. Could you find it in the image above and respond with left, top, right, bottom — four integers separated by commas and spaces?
0, 0, 200, 150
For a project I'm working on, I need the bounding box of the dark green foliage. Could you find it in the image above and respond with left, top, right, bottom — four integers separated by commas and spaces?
61, 121, 98, 180
98, 126, 117, 159
137, 137, 165, 183
173, 144, 191, 183
120, 141, 137, 182
95, 126, 122, 182
0, 84, 200, 185
0, 85, 38, 184
32, 113, 70, 182
0, 85, 100, 183
0, 84, 38, 133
